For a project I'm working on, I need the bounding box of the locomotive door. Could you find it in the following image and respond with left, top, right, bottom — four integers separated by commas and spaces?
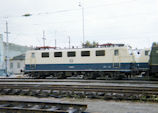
30, 53, 36, 70
113, 49, 120, 68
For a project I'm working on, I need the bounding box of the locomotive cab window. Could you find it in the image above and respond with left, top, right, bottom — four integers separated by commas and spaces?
81, 51, 90, 57
67, 51, 76, 57
42, 52, 49, 58
54, 52, 62, 57
96, 50, 105, 56
145, 50, 149, 56
114, 50, 119, 56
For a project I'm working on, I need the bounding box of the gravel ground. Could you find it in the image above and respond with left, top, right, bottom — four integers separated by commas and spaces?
0, 96, 157, 113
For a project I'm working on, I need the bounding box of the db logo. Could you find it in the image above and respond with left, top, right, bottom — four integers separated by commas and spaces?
69, 59, 73, 63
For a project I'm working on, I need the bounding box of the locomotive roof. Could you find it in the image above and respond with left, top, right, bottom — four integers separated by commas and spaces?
27, 45, 130, 53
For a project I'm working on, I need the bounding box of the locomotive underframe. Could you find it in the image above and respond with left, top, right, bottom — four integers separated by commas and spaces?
25, 70, 136, 79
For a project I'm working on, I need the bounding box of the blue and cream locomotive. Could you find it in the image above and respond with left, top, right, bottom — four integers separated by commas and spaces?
24, 44, 157, 79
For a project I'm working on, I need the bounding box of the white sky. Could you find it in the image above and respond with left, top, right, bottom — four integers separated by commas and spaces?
0, 0, 158, 49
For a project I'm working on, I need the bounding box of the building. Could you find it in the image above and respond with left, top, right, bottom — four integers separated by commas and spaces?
9, 54, 25, 75
0, 34, 5, 75
0, 34, 32, 75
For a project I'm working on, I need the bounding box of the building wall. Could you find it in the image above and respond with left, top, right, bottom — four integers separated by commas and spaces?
9, 60, 24, 75
0, 34, 4, 68
0, 34, 5, 75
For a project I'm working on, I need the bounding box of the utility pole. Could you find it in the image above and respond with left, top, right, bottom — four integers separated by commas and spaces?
42, 30, 46, 47
54, 30, 57, 48
4, 21, 10, 76
55, 39, 56, 48
68, 36, 70, 48
79, 0, 85, 45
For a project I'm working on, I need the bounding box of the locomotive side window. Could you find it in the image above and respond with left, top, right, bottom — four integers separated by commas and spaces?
42, 52, 49, 58
114, 50, 119, 56
54, 52, 62, 57
67, 51, 76, 57
81, 51, 90, 57
96, 50, 105, 56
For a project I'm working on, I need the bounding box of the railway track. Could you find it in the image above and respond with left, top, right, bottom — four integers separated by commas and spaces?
0, 99, 87, 113
0, 83, 158, 101
0, 78, 158, 84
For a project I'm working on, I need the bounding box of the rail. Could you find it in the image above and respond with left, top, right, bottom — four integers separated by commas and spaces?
0, 83, 158, 101
0, 78, 158, 84
0, 100, 87, 113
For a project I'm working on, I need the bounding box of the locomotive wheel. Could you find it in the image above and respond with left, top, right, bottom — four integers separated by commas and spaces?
56, 72, 66, 79
83, 72, 97, 79
99, 72, 112, 80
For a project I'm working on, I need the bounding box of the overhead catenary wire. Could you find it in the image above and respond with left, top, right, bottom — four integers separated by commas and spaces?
0, 0, 155, 48
0, 0, 137, 19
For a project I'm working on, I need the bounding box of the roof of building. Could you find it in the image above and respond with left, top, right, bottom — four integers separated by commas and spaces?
12, 54, 25, 60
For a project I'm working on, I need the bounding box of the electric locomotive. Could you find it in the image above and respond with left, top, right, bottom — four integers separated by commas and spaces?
24, 43, 158, 79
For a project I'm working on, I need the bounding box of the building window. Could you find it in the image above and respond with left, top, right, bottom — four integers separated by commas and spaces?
96, 50, 105, 56
42, 52, 49, 58
31, 53, 35, 58
67, 51, 76, 57
54, 52, 62, 57
10, 63, 13, 69
17, 62, 20, 68
145, 50, 149, 56
114, 50, 119, 56
81, 51, 90, 57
